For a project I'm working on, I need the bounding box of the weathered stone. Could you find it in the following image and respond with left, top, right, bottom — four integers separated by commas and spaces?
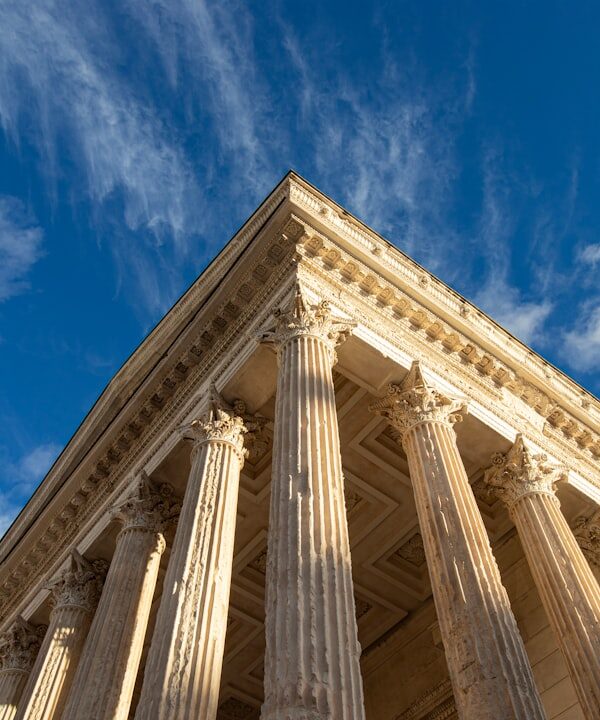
485, 436, 600, 719
260, 284, 365, 720
370, 362, 546, 720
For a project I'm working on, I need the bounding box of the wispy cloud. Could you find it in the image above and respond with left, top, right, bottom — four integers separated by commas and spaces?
475, 280, 552, 344
0, 196, 44, 302
473, 147, 554, 344
0, 2, 205, 317
281, 24, 465, 281
562, 301, 600, 373
578, 243, 600, 269
123, 0, 284, 194
0, 442, 61, 534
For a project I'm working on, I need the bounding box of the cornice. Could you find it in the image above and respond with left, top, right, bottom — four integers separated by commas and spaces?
294, 227, 600, 493
0, 177, 291, 560
288, 214, 600, 476
0, 216, 303, 625
287, 176, 600, 432
2, 171, 599, 626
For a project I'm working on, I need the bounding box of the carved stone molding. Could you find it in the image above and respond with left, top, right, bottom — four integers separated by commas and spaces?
395, 679, 457, 720
355, 598, 372, 620
112, 471, 180, 537
248, 548, 267, 575
47, 549, 108, 613
181, 387, 248, 463
217, 696, 258, 720
295, 221, 600, 462
260, 281, 355, 365
0, 215, 299, 624
230, 398, 269, 463
573, 511, 600, 567
369, 362, 467, 441
344, 483, 362, 514
484, 435, 567, 513
0, 617, 46, 672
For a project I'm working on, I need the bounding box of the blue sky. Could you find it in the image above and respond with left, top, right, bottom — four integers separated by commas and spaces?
1, 1, 599, 532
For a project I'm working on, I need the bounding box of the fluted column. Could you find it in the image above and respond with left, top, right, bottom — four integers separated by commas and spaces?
134, 392, 249, 720
259, 286, 365, 720
15, 551, 107, 720
61, 473, 179, 720
370, 362, 545, 720
0, 619, 45, 720
485, 436, 600, 719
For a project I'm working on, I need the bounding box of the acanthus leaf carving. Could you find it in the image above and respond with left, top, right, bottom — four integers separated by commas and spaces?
573, 510, 600, 567
260, 281, 355, 364
0, 616, 46, 672
181, 385, 248, 462
369, 361, 467, 441
111, 470, 180, 537
46, 549, 108, 613
483, 434, 567, 513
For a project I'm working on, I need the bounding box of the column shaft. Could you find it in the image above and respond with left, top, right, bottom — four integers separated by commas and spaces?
405, 422, 545, 719
60, 529, 163, 720
261, 288, 365, 720
485, 437, 600, 720
134, 398, 246, 720
370, 362, 545, 720
60, 476, 177, 720
513, 495, 600, 717
15, 551, 106, 720
17, 607, 89, 720
0, 672, 28, 720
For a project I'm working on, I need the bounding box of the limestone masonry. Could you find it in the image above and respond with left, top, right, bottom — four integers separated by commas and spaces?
0, 172, 598, 720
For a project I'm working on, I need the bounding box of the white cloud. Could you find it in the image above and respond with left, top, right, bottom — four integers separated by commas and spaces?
472, 147, 553, 345
14, 444, 61, 484
0, 2, 205, 317
578, 244, 600, 268
123, 0, 281, 193
0, 442, 61, 535
280, 25, 465, 281
475, 279, 553, 345
0, 196, 44, 301
562, 303, 600, 373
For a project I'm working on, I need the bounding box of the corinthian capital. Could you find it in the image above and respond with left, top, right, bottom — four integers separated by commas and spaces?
260, 282, 355, 364
46, 550, 108, 613
484, 435, 567, 512
573, 511, 600, 567
112, 471, 180, 536
369, 361, 466, 440
230, 398, 269, 462
0, 617, 46, 672
181, 386, 248, 461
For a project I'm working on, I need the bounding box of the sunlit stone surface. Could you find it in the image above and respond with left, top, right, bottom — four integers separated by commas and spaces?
1, 174, 599, 720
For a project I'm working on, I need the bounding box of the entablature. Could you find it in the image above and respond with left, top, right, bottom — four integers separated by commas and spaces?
1, 171, 598, 631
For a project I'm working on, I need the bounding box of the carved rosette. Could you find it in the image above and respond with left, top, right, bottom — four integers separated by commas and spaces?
484, 435, 567, 514
182, 387, 248, 463
112, 471, 180, 544
46, 550, 108, 614
260, 282, 355, 365
0, 617, 46, 673
573, 511, 600, 567
369, 362, 466, 441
